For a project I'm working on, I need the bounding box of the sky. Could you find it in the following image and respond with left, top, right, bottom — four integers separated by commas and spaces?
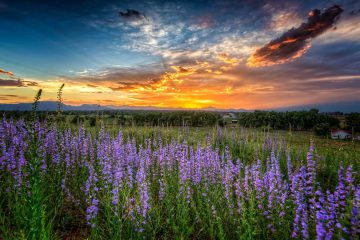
0, 0, 360, 110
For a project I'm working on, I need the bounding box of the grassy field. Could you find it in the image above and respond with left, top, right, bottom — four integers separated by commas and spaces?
0, 118, 359, 239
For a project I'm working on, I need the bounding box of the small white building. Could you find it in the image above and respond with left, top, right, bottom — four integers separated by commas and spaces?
331, 129, 352, 140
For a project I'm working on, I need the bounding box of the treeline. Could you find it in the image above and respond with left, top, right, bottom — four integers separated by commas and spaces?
2, 109, 356, 135
1, 110, 222, 127
344, 113, 360, 133
83, 111, 221, 127
237, 109, 340, 134
129, 111, 220, 126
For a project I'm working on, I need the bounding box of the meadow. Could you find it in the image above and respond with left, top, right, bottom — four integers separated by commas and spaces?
0, 116, 359, 239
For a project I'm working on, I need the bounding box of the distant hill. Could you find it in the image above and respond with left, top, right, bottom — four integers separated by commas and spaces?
270, 101, 360, 113
106, 105, 251, 112
0, 102, 252, 112
0, 100, 359, 112
0, 101, 111, 111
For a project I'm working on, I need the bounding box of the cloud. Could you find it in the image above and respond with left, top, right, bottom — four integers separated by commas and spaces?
60, 64, 166, 91
171, 66, 195, 74
95, 2, 268, 72
62, 64, 164, 83
59, 46, 242, 93
119, 9, 146, 21
189, 13, 215, 29
315, 15, 360, 44
270, 10, 302, 32
86, 84, 99, 88
349, 9, 360, 16
0, 68, 14, 77
217, 53, 239, 66
0, 79, 21, 86
109, 79, 160, 91
2, 1, 357, 110
0, 94, 21, 101
248, 5, 343, 67
0, 78, 38, 87
24, 81, 38, 86
0, 68, 38, 87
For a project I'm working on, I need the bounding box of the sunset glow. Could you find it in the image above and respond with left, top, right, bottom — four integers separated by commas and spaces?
1, 0, 360, 110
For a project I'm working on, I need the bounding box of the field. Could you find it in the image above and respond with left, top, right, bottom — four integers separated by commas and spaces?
0, 117, 359, 239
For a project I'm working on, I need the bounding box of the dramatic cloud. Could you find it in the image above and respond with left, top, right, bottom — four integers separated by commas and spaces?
1, 0, 359, 109
248, 5, 343, 67
119, 9, 146, 21
59, 51, 241, 94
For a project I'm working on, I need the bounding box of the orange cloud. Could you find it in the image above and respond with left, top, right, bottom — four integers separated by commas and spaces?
171, 66, 196, 75
247, 41, 312, 67
217, 53, 239, 66
105, 59, 238, 94
0, 68, 14, 77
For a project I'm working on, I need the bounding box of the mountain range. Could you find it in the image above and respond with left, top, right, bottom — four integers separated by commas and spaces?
0, 101, 359, 113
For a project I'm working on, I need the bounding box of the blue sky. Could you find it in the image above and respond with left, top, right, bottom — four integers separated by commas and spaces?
0, 0, 360, 109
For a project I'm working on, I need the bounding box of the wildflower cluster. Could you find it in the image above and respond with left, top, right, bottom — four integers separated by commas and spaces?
0, 118, 359, 239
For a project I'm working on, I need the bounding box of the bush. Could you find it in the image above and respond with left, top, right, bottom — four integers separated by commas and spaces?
314, 123, 330, 137
89, 117, 96, 127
